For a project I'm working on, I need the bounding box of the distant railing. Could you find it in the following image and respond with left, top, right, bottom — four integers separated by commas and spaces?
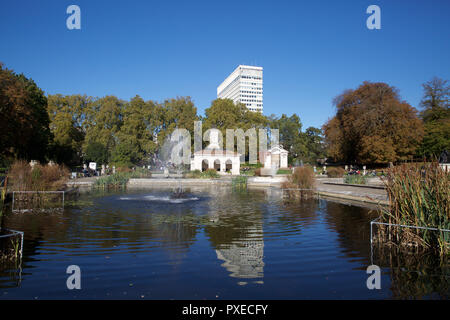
12, 191, 65, 212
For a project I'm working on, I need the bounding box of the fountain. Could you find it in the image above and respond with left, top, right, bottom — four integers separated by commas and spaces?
156, 133, 191, 201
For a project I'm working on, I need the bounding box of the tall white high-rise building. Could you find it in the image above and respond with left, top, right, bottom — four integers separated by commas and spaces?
217, 65, 263, 113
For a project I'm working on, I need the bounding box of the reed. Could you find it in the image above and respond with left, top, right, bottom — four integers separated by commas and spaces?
379, 162, 450, 254
232, 176, 248, 189
8, 160, 69, 191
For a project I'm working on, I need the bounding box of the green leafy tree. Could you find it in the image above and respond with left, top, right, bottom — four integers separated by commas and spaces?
304, 127, 326, 164
47, 94, 90, 165
418, 77, 450, 158
158, 96, 198, 142
110, 141, 140, 168
84, 141, 109, 165
270, 114, 308, 164
0, 63, 51, 163
203, 99, 269, 161
115, 95, 159, 165
83, 95, 125, 158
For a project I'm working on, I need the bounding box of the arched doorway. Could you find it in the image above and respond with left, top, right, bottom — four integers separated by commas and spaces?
214, 159, 221, 172
202, 159, 209, 172
225, 159, 232, 173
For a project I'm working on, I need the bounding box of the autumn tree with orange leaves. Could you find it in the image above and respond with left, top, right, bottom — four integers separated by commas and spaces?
323, 82, 423, 164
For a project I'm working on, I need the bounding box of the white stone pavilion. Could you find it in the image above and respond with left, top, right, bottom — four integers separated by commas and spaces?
259, 145, 289, 169
190, 129, 241, 175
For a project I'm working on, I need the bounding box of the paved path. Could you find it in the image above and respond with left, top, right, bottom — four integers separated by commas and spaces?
316, 178, 388, 206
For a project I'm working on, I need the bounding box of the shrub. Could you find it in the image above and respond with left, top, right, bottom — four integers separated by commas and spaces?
203, 169, 220, 179
327, 167, 345, 178
290, 166, 315, 189
8, 160, 69, 191
184, 170, 202, 179
281, 166, 316, 199
184, 169, 219, 179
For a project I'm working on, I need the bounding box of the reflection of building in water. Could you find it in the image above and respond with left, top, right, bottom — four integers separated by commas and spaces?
215, 225, 264, 280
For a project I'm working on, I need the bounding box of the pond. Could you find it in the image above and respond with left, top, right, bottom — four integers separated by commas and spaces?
0, 186, 448, 299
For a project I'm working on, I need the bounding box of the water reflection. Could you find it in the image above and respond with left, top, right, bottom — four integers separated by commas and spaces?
0, 186, 448, 299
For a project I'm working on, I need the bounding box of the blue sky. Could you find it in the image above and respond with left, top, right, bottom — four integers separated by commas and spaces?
1, 0, 449, 129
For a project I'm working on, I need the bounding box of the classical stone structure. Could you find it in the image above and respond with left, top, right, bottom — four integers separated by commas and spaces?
259, 145, 288, 169
190, 129, 241, 175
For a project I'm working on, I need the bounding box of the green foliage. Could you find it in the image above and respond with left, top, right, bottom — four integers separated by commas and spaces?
277, 169, 291, 174
418, 77, 450, 158
84, 141, 109, 165
95, 172, 130, 188
0, 63, 51, 162
304, 127, 326, 163
271, 114, 307, 164
184, 169, 220, 179
115, 95, 159, 164
202, 169, 220, 178
184, 169, 202, 178
232, 176, 248, 188
94, 168, 151, 188
47, 94, 89, 165
343, 174, 368, 185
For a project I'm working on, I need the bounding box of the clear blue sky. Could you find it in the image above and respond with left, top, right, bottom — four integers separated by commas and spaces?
1, 0, 449, 129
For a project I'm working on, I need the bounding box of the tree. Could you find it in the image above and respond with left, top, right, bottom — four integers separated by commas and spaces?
84, 141, 109, 165
203, 99, 269, 161
304, 127, 326, 164
270, 114, 308, 164
47, 94, 90, 165
157, 96, 198, 149
418, 77, 450, 158
0, 63, 51, 163
115, 95, 159, 165
83, 95, 125, 158
323, 82, 423, 164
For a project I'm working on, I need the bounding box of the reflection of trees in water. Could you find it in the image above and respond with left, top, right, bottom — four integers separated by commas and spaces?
276, 198, 320, 229
322, 200, 375, 260
373, 247, 450, 299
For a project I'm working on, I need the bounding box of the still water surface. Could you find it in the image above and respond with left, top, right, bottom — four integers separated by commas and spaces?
0, 186, 448, 299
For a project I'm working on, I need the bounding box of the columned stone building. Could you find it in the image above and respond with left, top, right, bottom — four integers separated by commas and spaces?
190, 129, 241, 175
